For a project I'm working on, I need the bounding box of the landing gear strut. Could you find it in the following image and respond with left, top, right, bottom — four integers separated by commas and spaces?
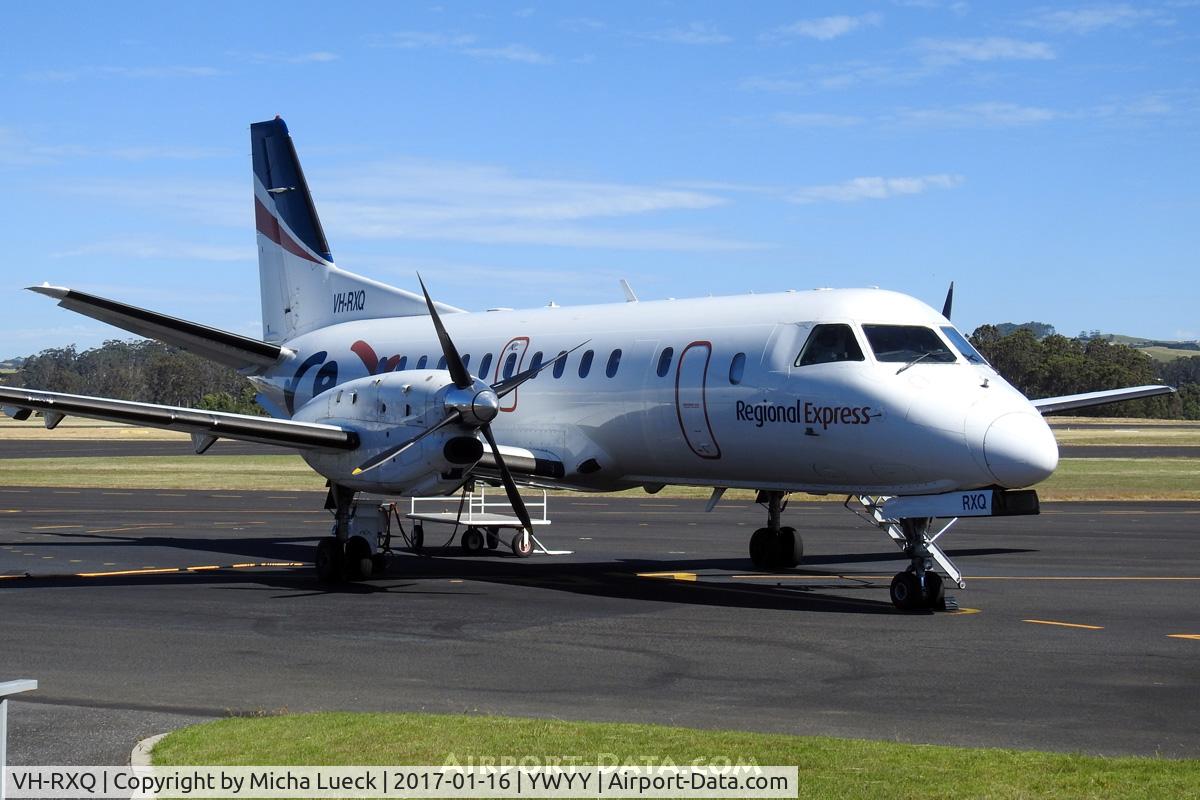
748, 491, 803, 570
316, 483, 371, 584
850, 497, 964, 611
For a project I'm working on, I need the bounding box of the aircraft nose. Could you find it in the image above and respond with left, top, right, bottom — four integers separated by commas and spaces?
982, 412, 1059, 488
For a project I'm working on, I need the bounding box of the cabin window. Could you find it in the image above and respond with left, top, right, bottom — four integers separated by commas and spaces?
578, 349, 594, 378
729, 352, 746, 384
416, 355, 429, 369
656, 347, 674, 378
395, 356, 407, 371
461, 354, 471, 370
436, 356, 447, 370
552, 350, 568, 379
606, 349, 622, 378
502, 352, 518, 379
863, 324, 957, 364
478, 353, 493, 378
527, 351, 543, 377
795, 324, 865, 367
940, 326, 987, 365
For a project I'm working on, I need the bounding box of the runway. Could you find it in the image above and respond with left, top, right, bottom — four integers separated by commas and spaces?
2, 488, 1199, 764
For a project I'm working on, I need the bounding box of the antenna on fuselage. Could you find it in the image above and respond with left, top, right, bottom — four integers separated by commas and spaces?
941, 281, 955, 320
619, 279, 638, 303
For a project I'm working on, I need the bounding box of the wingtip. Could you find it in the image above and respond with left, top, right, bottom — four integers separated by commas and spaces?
26, 283, 69, 300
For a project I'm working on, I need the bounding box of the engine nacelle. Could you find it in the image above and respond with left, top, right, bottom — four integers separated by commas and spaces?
292, 370, 484, 494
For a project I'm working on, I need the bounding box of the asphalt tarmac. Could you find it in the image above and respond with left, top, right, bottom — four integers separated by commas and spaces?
2, 488, 1198, 765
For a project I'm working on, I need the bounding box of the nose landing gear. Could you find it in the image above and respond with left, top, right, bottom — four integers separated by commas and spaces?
748, 491, 804, 570
850, 496, 965, 611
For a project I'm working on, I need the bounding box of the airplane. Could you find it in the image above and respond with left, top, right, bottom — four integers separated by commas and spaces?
0, 116, 1175, 611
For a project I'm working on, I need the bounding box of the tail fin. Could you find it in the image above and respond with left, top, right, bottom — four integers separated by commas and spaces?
250, 116, 461, 343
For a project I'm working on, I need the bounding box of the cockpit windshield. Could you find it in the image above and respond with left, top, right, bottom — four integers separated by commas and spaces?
862, 324, 957, 364
940, 326, 988, 365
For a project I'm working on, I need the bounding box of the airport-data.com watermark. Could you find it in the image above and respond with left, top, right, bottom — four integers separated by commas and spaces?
5, 765, 798, 798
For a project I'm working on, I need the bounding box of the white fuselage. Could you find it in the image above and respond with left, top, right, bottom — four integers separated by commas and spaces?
251, 288, 1059, 497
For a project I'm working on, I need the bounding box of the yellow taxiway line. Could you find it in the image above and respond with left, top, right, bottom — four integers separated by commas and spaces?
1023, 619, 1104, 630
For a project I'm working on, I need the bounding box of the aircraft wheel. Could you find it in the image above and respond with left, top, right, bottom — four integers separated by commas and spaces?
923, 572, 945, 610
749, 528, 773, 570
345, 537, 374, 581
511, 531, 533, 558
461, 527, 486, 554
486, 527, 501, 550
315, 538, 344, 584
890, 571, 924, 611
774, 526, 803, 569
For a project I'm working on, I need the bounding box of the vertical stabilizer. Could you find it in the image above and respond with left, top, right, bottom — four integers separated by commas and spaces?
250, 117, 461, 343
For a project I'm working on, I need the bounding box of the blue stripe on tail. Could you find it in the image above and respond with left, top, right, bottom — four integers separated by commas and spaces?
250, 116, 333, 262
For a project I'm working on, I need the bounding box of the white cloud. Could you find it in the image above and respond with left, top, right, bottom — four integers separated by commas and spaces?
245, 51, 339, 64
315, 160, 759, 250
772, 111, 865, 127
461, 44, 552, 64
0, 128, 228, 166
787, 174, 964, 204
24, 65, 225, 81
644, 22, 733, 45
1024, 5, 1162, 34
895, 102, 1061, 126
370, 30, 551, 64
917, 36, 1055, 64
50, 238, 251, 262
766, 13, 882, 41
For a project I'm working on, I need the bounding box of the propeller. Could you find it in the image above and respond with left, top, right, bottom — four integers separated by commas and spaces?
351, 274, 584, 540
941, 281, 954, 320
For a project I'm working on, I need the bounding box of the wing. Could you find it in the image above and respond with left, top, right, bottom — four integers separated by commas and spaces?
0, 387, 358, 453
1031, 385, 1175, 415
28, 285, 286, 370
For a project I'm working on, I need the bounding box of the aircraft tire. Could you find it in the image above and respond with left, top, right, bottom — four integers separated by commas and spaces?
890, 571, 923, 611
749, 528, 773, 570
461, 527, 486, 554
345, 536, 374, 581
511, 532, 533, 558
923, 572, 945, 609
774, 527, 803, 569
315, 538, 344, 584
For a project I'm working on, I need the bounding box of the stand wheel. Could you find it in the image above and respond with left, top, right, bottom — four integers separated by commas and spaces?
411, 523, 424, 552
461, 527, 486, 553
486, 527, 500, 550
749, 528, 773, 570
922, 572, 945, 609
890, 571, 924, 611
511, 531, 533, 558
315, 538, 344, 584
774, 526, 803, 569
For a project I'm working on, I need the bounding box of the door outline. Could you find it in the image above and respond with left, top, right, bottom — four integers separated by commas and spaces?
494, 336, 530, 412
675, 340, 722, 460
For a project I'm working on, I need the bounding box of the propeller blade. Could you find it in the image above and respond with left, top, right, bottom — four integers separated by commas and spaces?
351, 410, 462, 476
417, 273, 472, 390
941, 281, 954, 320
480, 423, 534, 536
491, 339, 591, 400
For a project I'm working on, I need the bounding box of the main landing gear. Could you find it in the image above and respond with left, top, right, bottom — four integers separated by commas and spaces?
315, 484, 385, 584
748, 491, 803, 570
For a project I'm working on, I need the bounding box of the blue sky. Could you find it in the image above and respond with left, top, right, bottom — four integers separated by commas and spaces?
2, 1, 1196, 356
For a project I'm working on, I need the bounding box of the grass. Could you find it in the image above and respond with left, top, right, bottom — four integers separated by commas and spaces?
150, 712, 1200, 799
1139, 345, 1200, 363
0, 455, 1195, 500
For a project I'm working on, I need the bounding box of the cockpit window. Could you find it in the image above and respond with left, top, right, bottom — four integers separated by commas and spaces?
795, 324, 865, 367
863, 324, 957, 363
940, 326, 988, 365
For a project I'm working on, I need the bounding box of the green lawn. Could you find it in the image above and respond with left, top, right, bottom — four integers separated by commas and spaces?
151, 712, 1199, 800
0, 455, 1196, 500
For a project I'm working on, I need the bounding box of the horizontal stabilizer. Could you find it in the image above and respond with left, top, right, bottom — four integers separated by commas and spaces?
1031, 385, 1175, 415
28, 285, 285, 369
0, 386, 358, 451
